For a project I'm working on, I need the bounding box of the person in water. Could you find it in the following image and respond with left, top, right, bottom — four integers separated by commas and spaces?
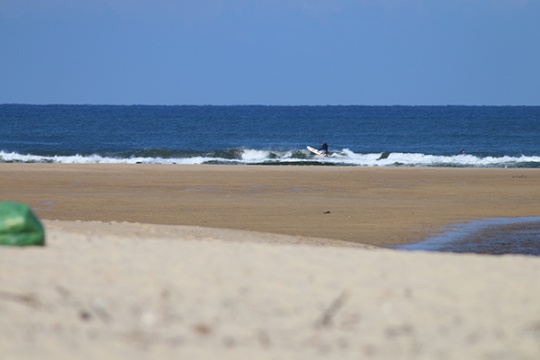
318, 143, 329, 156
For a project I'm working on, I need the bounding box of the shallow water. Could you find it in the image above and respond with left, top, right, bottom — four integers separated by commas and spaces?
393, 217, 540, 256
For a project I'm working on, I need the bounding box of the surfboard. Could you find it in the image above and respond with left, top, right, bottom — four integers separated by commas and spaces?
307, 146, 327, 157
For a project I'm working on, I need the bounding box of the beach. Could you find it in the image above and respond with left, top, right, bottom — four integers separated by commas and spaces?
1, 164, 540, 359
3, 164, 540, 246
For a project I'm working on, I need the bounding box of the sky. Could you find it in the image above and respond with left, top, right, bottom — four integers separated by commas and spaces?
1, 0, 539, 105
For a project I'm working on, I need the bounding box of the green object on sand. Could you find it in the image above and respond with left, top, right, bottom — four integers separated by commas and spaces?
0, 202, 45, 246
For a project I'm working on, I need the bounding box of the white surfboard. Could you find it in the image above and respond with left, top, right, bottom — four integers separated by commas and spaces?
307, 146, 327, 157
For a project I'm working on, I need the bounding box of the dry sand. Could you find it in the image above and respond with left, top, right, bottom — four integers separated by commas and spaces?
1, 164, 540, 359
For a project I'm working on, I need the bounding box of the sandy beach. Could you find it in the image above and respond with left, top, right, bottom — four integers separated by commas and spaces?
1, 164, 540, 359
3, 164, 540, 246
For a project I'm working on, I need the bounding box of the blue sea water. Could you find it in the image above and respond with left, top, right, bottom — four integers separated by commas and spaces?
1, 104, 540, 167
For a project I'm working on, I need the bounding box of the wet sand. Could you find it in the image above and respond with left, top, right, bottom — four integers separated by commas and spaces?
2, 164, 540, 246
1, 164, 540, 359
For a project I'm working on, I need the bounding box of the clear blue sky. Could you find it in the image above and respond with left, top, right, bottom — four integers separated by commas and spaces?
1, 0, 539, 105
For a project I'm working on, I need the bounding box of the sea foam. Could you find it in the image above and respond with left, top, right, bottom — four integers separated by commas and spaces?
1, 149, 539, 167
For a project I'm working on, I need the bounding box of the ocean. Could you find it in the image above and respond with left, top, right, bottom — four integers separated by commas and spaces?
2, 104, 540, 167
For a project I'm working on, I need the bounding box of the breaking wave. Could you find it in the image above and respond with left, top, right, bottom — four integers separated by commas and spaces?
2, 149, 540, 168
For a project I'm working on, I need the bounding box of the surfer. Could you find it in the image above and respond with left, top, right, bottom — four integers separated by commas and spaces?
318, 143, 329, 157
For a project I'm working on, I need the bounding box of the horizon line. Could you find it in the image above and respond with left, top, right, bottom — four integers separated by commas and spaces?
2, 103, 539, 107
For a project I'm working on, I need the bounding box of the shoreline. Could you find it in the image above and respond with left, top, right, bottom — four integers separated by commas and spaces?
2, 163, 540, 247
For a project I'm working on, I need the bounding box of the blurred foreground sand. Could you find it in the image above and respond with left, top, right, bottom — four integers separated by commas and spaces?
0, 220, 539, 359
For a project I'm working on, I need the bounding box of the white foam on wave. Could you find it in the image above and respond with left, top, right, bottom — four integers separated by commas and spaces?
333, 152, 540, 167
241, 149, 272, 162
0, 151, 173, 165
2, 150, 540, 167
0, 151, 45, 163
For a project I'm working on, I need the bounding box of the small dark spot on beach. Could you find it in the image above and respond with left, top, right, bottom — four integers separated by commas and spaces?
79, 310, 92, 321
193, 324, 212, 336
